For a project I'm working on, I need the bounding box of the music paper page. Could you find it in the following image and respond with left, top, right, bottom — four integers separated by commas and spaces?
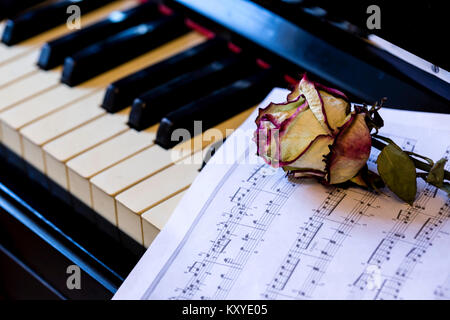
115, 88, 450, 300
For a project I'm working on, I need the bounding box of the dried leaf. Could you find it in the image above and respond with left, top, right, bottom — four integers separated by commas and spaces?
426, 158, 447, 188
377, 143, 417, 204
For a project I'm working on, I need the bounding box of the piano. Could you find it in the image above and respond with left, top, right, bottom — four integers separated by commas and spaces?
0, 0, 448, 299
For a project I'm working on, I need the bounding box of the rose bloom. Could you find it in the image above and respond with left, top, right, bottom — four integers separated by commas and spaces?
255, 74, 372, 185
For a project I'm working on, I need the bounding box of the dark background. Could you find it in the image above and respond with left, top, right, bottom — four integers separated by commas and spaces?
253, 0, 448, 70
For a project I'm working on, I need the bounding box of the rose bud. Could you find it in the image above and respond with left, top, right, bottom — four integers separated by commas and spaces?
255, 74, 372, 185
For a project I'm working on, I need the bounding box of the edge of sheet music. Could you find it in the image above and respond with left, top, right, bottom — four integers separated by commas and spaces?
114, 88, 450, 300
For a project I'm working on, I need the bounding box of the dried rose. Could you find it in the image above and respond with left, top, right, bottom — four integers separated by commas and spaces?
255, 74, 372, 185
254, 74, 450, 204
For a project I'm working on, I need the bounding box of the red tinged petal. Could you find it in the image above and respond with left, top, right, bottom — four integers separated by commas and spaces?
279, 108, 329, 163
283, 135, 334, 171
255, 96, 309, 166
319, 90, 350, 134
314, 82, 349, 101
298, 74, 331, 133
255, 95, 306, 129
327, 113, 372, 184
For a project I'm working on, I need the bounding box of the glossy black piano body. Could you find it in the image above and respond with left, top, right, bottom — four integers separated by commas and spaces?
0, 0, 448, 299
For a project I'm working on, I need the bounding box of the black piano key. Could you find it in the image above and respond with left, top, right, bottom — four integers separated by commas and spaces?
155, 69, 278, 149
102, 38, 229, 113
128, 55, 257, 131
0, 0, 46, 20
38, 2, 161, 70
61, 15, 189, 87
1, 0, 115, 46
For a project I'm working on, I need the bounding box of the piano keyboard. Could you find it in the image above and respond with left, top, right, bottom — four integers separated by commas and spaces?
0, 0, 277, 250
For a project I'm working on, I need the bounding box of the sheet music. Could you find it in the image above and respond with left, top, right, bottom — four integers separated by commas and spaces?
114, 89, 450, 300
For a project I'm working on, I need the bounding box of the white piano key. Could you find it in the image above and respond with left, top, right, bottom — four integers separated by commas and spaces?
0, 71, 60, 114
0, 50, 40, 88
1, 122, 23, 155
1, 84, 93, 129
67, 126, 157, 206
21, 91, 106, 146
22, 136, 47, 174
20, 91, 106, 172
141, 190, 186, 248
43, 108, 131, 189
0, 81, 90, 153
0, 38, 36, 67
89, 131, 207, 226
90, 144, 188, 225
116, 156, 201, 244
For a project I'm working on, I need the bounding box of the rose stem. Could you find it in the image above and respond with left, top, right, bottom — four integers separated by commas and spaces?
371, 138, 450, 181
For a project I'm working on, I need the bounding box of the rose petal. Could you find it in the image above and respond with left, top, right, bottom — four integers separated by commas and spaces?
314, 82, 349, 101
256, 97, 308, 166
255, 119, 274, 164
256, 95, 305, 128
284, 135, 334, 171
327, 113, 372, 184
279, 108, 329, 163
299, 74, 331, 133
319, 90, 350, 133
